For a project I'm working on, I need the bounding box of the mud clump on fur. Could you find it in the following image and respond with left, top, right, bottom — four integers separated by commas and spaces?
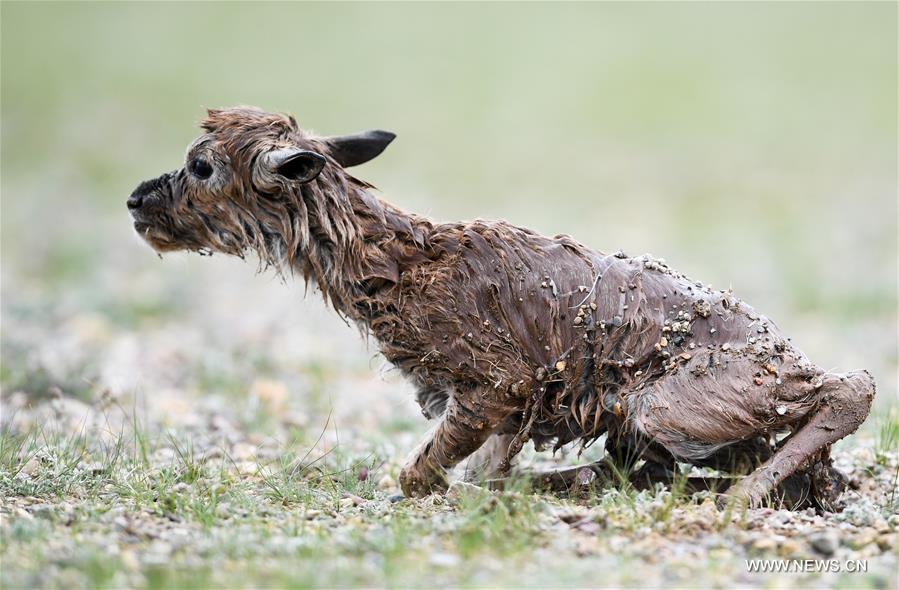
127, 106, 876, 510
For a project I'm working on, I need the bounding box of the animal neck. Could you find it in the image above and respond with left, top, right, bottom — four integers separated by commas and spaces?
283, 174, 432, 322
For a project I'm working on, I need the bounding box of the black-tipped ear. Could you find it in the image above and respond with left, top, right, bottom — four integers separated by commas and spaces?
326, 130, 396, 167
266, 148, 327, 183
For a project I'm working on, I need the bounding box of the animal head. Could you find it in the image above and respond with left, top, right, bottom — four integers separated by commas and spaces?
127, 106, 395, 267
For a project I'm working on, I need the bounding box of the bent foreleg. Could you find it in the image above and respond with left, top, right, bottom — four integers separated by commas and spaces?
400, 393, 510, 497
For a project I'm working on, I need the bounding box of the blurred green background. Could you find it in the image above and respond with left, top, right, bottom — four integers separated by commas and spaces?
2, 2, 896, 412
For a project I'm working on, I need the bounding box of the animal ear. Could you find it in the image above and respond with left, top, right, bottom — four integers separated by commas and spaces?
326, 130, 396, 167
266, 148, 327, 183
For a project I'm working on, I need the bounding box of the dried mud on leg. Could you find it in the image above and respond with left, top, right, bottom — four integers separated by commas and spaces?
399, 395, 508, 497
724, 371, 875, 508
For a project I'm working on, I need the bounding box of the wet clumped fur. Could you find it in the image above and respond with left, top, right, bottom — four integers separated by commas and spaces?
128, 106, 875, 510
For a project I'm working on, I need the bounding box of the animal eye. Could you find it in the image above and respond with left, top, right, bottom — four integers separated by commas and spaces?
189, 158, 214, 180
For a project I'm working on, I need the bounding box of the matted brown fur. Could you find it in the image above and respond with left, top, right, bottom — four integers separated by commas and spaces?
128, 106, 875, 509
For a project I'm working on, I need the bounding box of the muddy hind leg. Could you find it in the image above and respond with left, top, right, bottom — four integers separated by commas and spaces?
527, 435, 682, 495
724, 370, 874, 508
698, 436, 844, 510
626, 348, 874, 509
609, 433, 748, 495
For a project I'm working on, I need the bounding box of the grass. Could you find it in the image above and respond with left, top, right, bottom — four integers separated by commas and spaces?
873, 409, 899, 514
876, 408, 899, 466
2, 353, 892, 589
0, 412, 533, 587
1, 405, 897, 589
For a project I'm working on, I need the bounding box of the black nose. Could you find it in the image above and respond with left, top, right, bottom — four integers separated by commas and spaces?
127, 193, 143, 210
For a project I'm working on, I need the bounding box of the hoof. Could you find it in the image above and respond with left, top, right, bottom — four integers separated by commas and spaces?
399, 464, 448, 498
808, 461, 848, 512
717, 482, 764, 510
716, 491, 747, 511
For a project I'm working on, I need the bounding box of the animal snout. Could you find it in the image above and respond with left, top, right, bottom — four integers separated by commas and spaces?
128, 173, 175, 213
127, 192, 144, 210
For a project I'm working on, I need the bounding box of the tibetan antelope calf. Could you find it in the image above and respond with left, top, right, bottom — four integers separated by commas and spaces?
129, 107, 874, 510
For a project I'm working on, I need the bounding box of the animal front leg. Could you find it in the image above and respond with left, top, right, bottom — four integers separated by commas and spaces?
400, 397, 506, 497
461, 433, 515, 485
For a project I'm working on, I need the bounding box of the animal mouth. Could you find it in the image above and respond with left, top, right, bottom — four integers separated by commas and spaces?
131, 214, 176, 251
131, 211, 157, 236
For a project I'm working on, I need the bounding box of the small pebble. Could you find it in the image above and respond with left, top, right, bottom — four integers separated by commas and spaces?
377, 474, 396, 490
808, 531, 839, 557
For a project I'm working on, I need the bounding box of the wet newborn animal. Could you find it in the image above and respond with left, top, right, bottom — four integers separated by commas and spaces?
128, 107, 875, 509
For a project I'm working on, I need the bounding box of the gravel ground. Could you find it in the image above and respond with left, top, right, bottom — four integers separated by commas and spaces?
0, 389, 896, 589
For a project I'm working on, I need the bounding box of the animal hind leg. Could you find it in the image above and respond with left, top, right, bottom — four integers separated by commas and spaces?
625, 354, 784, 471
694, 436, 773, 474
623, 351, 868, 507
723, 370, 874, 508
701, 436, 841, 509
